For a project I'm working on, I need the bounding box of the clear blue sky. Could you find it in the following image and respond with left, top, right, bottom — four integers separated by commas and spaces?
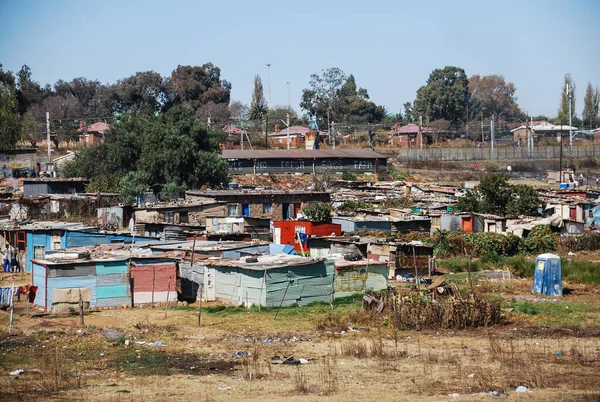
1, 0, 599, 118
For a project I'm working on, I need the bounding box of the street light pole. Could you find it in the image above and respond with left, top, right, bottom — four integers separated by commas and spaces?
287, 81, 291, 111
266, 63, 271, 107
567, 83, 573, 148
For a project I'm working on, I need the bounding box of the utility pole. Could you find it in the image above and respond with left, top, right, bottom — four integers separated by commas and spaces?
332, 121, 336, 149
559, 119, 563, 183
286, 113, 290, 150
526, 115, 531, 156
567, 83, 573, 148
490, 116, 495, 158
327, 108, 331, 146
481, 111, 485, 143
287, 81, 291, 111
530, 115, 534, 155
265, 114, 269, 149
46, 112, 51, 162
418, 115, 423, 151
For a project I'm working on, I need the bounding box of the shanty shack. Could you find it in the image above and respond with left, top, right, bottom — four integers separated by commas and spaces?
129, 258, 178, 305
332, 258, 388, 298
367, 241, 434, 278
272, 221, 342, 253
206, 254, 334, 307
31, 256, 130, 311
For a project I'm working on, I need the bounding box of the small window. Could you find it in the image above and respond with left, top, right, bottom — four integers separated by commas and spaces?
180, 211, 189, 224
263, 203, 272, 215
34, 246, 45, 260
228, 204, 239, 216
16, 231, 26, 252
164, 212, 175, 224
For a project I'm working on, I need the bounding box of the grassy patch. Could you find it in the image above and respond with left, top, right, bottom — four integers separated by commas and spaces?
563, 260, 600, 285
505, 298, 597, 326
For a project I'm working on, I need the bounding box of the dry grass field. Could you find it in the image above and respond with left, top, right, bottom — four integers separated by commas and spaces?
1, 272, 600, 401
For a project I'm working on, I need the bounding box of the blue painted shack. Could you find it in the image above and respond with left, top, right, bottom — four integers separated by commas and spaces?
32, 256, 131, 311
10, 221, 158, 272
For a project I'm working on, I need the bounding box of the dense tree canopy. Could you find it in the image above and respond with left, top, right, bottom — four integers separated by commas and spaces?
456, 173, 541, 217
300, 68, 385, 126
468, 74, 523, 120
0, 82, 20, 149
413, 66, 470, 124
63, 105, 227, 202
0, 63, 233, 148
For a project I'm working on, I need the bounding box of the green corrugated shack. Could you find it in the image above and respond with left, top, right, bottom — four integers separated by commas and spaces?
332, 259, 388, 298
207, 254, 334, 307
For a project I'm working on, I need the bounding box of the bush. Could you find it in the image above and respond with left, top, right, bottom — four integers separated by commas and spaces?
341, 171, 357, 181
340, 200, 368, 212
519, 225, 556, 255
503, 255, 535, 277
302, 202, 332, 222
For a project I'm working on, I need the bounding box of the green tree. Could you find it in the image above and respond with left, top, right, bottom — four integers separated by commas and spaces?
506, 185, 542, 216
249, 75, 268, 121
402, 101, 414, 122
413, 66, 469, 124
558, 73, 576, 123
302, 202, 332, 222
116, 71, 173, 115
64, 105, 227, 200
468, 74, 523, 120
456, 173, 541, 217
171, 64, 231, 110
119, 171, 151, 204
0, 83, 20, 149
54, 77, 101, 117
300, 67, 347, 126
15, 64, 48, 115
582, 83, 600, 129
20, 113, 39, 147
267, 105, 303, 132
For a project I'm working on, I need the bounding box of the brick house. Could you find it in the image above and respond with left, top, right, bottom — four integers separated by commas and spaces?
77, 122, 110, 145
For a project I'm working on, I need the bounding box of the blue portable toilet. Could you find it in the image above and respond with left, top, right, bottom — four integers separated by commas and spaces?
532, 253, 562, 296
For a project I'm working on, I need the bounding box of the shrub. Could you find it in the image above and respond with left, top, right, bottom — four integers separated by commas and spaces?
503, 255, 535, 277
341, 171, 357, 181
519, 225, 557, 255
302, 202, 332, 222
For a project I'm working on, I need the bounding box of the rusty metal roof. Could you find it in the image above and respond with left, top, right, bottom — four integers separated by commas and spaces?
222, 149, 387, 160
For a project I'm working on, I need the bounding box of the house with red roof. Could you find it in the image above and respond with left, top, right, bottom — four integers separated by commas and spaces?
390, 123, 435, 148
77, 122, 110, 145
268, 125, 325, 148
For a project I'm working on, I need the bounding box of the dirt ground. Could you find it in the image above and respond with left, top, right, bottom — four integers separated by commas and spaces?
1, 275, 599, 402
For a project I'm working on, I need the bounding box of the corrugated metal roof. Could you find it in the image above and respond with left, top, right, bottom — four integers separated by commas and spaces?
222, 149, 387, 159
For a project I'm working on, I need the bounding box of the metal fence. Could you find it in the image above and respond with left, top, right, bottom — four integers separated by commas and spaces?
377, 145, 600, 162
